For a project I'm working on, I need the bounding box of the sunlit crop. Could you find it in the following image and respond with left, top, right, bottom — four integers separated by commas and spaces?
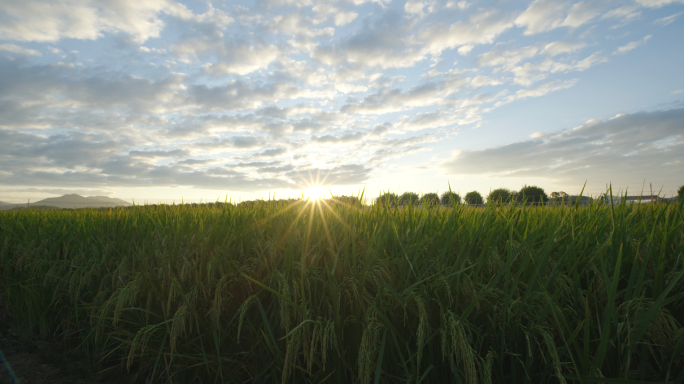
1, 194, 683, 383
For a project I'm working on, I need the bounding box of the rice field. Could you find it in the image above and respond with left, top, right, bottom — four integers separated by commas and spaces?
1, 195, 683, 383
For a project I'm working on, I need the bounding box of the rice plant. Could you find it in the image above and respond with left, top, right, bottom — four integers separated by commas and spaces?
1, 193, 683, 383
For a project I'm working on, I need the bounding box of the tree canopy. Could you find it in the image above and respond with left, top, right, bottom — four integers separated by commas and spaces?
440, 191, 461, 205
517, 185, 549, 203
550, 191, 569, 202
421, 193, 440, 206
489, 188, 512, 203
679, 185, 684, 199
376, 192, 399, 207
464, 191, 484, 205
399, 192, 420, 206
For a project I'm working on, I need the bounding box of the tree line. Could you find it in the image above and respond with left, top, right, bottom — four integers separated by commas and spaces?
229, 184, 684, 208
375, 185, 558, 206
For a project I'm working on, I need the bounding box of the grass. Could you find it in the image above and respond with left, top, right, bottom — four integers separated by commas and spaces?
0, 193, 683, 383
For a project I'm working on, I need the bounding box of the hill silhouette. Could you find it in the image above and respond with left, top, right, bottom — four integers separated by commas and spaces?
0, 194, 131, 210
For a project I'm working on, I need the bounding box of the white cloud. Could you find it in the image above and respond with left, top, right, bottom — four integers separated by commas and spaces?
515, 0, 604, 35
334, 12, 358, 26
542, 40, 586, 56
269, 13, 334, 37
405, 0, 426, 15
446, 1, 470, 9
422, 9, 515, 54
601, 5, 641, 24
0, 0, 231, 43
458, 44, 474, 55
514, 79, 577, 99
310, 131, 367, 144
394, 108, 481, 131
334, 82, 369, 93
635, 0, 684, 8
469, 75, 502, 88
204, 46, 280, 76
172, 34, 280, 76
478, 45, 540, 68
654, 11, 684, 25
614, 35, 652, 54
478, 43, 604, 86
0, 43, 41, 56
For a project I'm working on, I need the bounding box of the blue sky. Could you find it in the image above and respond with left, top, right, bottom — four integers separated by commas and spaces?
0, 0, 683, 203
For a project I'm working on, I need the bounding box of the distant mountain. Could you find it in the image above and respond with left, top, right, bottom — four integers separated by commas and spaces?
0, 195, 132, 210
29, 194, 132, 209
86, 196, 132, 206
0, 201, 22, 210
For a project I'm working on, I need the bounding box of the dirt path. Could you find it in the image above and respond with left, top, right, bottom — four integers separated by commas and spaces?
0, 299, 140, 384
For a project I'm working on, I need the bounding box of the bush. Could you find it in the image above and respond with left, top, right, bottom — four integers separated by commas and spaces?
376, 192, 399, 207
489, 188, 512, 203
679, 185, 684, 199
550, 191, 569, 202
516, 185, 549, 203
399, 192, 420, 206
440, 191, 461, 205
464, 191, 484, 205
420, 193, 440, 206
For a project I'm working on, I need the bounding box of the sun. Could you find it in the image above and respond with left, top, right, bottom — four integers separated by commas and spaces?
304, 185, 327, 200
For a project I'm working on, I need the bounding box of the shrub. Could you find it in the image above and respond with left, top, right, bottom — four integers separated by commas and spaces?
489, 188, 512, 203
440, 191, 461, 205
516, 185, 549, 203
376, 191, 399, 207
420, 193, 440, 206
399, 192, 420, 206
550, 191, 569, 202
464, 191, 484, 205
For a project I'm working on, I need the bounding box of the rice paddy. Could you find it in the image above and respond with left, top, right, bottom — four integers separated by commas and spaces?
1, 194, 683, 383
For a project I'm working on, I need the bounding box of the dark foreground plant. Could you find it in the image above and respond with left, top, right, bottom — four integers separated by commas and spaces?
1, 194, 683, 384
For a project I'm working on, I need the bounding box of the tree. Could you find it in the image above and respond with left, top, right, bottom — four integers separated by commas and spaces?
441, 191, 461, 205
464, 191, 484, 205
420, 192, 440, 206
376, 192, 399, 207
489, 188, 512, 203
399, 192, 420, 206
550, 191, 569, 202
679, 185, 684, 199
517, 185, 548, 203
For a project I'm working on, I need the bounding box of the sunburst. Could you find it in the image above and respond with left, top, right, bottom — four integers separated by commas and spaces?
304, 185, 327, 200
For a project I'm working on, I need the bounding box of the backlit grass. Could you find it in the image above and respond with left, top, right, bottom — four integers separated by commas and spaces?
1, 195, 683, 383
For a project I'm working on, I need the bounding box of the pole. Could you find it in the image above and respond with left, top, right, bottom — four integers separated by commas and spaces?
650, 182, 653, 204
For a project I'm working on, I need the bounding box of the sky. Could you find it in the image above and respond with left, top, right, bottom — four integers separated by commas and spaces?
0, 0, 683, 204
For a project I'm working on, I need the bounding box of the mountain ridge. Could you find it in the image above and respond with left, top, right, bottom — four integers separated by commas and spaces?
0, 194, 132, 210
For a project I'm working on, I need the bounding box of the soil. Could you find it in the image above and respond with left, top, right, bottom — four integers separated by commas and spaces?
0, 299, 142, 384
